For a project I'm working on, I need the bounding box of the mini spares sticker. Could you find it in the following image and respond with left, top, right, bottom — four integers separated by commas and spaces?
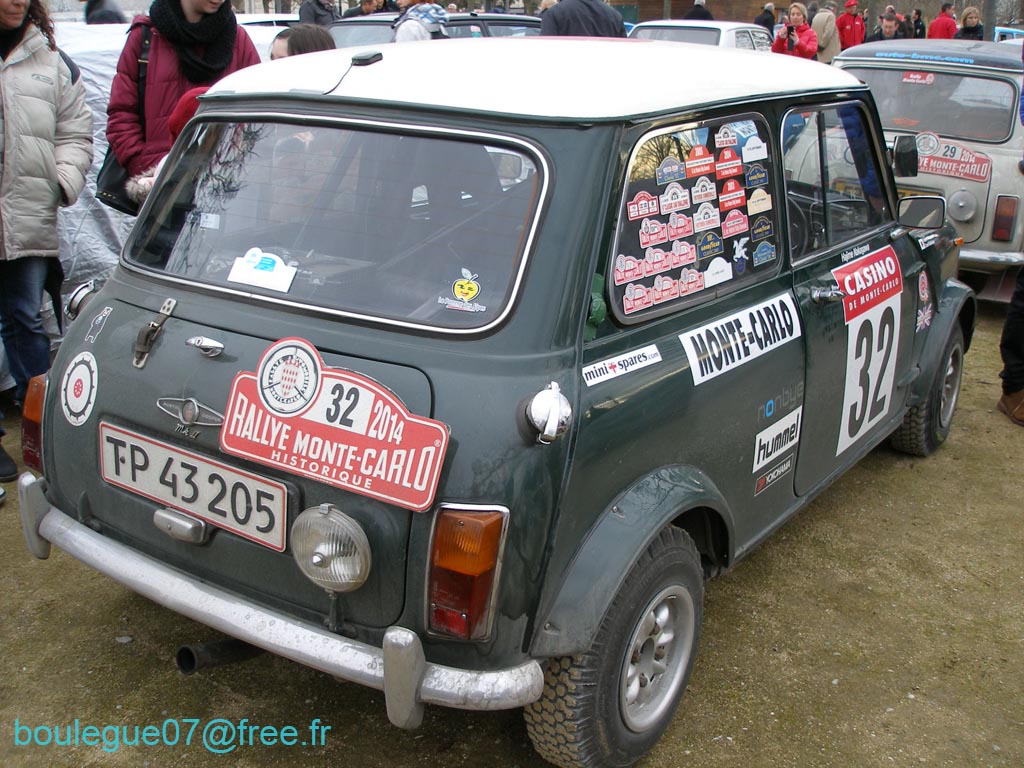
220, 338, 450, 512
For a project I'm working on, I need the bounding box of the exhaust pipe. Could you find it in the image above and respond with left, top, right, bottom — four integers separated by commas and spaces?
176, 638, 264, 676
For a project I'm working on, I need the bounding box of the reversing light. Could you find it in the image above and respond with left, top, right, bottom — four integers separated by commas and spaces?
291, 504, 371, 592
21, 375, 46, 472
428, 505, 508, 640
992, 195, 1018, 242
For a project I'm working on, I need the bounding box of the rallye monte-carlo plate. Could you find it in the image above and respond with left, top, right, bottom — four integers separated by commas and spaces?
100, 422, 288, 551
220, 338, 450, 512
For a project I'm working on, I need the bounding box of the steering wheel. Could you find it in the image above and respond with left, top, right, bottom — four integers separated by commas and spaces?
787, 198, 810, 257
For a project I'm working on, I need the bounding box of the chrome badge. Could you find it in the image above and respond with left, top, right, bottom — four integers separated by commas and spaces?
157, 397, 224, 439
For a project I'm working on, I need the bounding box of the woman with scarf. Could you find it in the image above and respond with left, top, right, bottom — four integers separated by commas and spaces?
106, 0, 259, 183
392, 0, 448, 41
0, 0, 93, 485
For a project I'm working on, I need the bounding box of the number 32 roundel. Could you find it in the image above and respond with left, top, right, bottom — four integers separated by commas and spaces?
220, 337, 450, 511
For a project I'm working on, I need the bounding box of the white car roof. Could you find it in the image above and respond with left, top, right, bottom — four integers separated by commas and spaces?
208, 37, 862, 121
631, 20, 769, 31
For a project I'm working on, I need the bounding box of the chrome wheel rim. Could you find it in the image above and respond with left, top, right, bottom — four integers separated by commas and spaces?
619, 584, 695, 733
939, 342, 963, 430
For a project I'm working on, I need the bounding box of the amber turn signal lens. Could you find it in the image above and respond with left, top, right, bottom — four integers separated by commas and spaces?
21, 374, 47, 472
432, 510, 504, 575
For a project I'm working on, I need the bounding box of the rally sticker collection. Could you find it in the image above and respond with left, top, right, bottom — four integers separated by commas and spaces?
614, 119, 780, 318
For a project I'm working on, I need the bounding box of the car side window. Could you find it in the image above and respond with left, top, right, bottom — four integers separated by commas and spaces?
735, 30, 754, 50
751, 29, 772, 49
603, 115, 782, 327
781, 104, 891, 261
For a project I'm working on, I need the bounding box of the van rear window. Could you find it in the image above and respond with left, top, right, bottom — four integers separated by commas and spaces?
125, 120, 541, 331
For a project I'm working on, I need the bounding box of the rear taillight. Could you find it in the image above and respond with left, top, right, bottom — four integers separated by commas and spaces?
992, 195, 1018, 242
428, 505, 507, 640
21, 374, 46, 471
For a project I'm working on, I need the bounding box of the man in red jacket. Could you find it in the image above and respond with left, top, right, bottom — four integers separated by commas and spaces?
836, 0, 864, 49
927, 3, 957, 38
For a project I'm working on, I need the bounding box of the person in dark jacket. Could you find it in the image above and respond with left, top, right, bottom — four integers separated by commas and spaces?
865, 12, 903, 40
299, 0, 341, 26
755, 2, 775, 33
81, 0, 127, 24
683, 0, 713, 20
343, 0, 376, 16
539, 0, 625, 37
912, 8, 925, 37
954, 6, 983, 39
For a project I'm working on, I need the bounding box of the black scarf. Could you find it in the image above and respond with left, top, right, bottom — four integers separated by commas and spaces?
0, 23, 26, 61
148, 0, 237, 84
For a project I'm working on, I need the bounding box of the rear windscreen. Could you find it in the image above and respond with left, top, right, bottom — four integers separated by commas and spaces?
125, 121, 541, 331
846, 66, 1016, 142
631, 27, 721, 45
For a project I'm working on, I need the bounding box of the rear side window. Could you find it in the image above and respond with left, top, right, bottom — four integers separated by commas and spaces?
125, 121, 541, 332
847, 67, 1016, 143
608, 115, 782, 323
632, 27, 721, 45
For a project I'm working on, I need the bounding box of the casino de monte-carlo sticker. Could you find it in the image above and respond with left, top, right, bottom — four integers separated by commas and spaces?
830, 246, 904, 457
61, 351, 98, 427
220, 338, 450, 512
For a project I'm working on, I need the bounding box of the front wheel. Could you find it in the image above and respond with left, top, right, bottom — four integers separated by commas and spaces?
524, 527, 703, 768
891, 324, 964, 456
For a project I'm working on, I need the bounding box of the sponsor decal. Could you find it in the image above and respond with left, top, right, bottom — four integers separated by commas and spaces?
719, 179, 747, 211
747, 188, 772, 214
915, 231, 940, 250
752, 241, 777, 267
653, 274, 680, 304
716, 148, 743, 179
733, 120, 758, 139
693, 202, 721, 232
918, 271, 930, 303
723, 210, 749, 238
679, 268, 706, 296
916, 303, 934, 332
451, 268, 480, 302
85, 306, 112, 344
623, 282, 654, 314
627, 190, 661, 221
697, 231, 724, 260
656, 156, 686, 185
704, 256, 733, 288
732, 236, 751, 274
612, 242, 696, 286
659, 182, 691, 213
915, 132, 991, 182
691, 176, 717, 203
741, 135, 768, 163
753, 406, 802, 472
830, 245, 904, 324
221, 338, 450, 512
751, 216, 773, 242
61, 351, 98, 427
686, 145, 715, 178
839, 242, 871, 263
901, 70, 935, 85
680, 293, 802, 385
228, 247, 297, 293
582, 344, 662, 387
667, 211, 695, 240
754, 454, 794, 496
715, 124, 738, 147
757, 380, 805, 423
745, 163, 769, 188
639, 217, 669, 248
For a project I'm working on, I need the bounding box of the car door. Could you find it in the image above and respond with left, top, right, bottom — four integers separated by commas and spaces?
785, 102, 922, 495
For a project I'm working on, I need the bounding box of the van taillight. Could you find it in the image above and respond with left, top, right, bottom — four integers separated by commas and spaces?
992, 195, 1018, 242
21, 374, 46, 471
428, 506, 507, 640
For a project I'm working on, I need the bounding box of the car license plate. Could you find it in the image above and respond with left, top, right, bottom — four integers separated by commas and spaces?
99, 422, 288, 551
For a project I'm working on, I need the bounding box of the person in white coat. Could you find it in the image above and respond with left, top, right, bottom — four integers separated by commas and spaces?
0, 0, 93, 479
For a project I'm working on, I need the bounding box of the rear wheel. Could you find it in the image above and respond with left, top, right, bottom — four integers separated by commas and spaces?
891, 324, 964, 456
524, 527, 703, 768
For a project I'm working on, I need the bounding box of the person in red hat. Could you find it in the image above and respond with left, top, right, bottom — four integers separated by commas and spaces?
836, 0, 864, 48
125, 86, 208, 204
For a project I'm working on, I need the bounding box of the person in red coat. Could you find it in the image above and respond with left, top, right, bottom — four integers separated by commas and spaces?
836, 0, 864, 49
771, 2, 818, 58
106, 0, 260, 180
927, 2, 957, 38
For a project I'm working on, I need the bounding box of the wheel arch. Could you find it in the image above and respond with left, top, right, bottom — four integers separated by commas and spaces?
910, 278, 976, 407
529, 464, 733, 658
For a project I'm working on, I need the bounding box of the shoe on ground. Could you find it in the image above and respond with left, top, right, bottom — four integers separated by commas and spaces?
0, 443, 16, 482
997, 389, 1024, 427
0, 486, 5, 506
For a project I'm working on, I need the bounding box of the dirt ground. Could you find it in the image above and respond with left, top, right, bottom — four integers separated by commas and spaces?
0, 303, 1020, 768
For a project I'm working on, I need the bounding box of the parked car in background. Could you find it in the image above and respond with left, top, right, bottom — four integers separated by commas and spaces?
20, 38, 973, 768
629, 19, 774, 50
236, 13, 299, 27
835, 40, 1024, 301
329, 12, 540, 47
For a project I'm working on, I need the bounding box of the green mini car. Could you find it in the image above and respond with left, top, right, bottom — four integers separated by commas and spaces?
20, 39, 975, 768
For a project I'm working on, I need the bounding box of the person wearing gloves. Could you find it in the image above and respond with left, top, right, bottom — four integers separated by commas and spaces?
392, 0, 448, 40
0, 0, 93, 482
771, 2, 818, 58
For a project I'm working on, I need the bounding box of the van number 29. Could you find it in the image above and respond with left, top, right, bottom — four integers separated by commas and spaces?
836, 300, 900, 456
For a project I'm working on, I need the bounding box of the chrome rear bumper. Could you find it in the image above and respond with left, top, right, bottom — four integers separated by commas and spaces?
17, 474, 543, 728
